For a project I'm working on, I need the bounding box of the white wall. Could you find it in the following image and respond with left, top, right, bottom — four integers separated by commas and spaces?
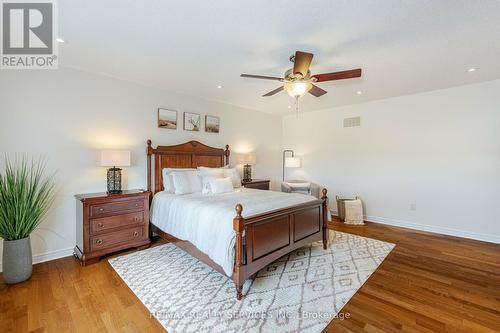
0, 68, 283, 269
283, 80, 500, 243
1, 69, 499, 271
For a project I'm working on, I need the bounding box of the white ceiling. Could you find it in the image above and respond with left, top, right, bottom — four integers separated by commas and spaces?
59, 0, 500, 115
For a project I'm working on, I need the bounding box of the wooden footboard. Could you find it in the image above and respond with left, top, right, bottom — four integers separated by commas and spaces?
232, 189, 328, 299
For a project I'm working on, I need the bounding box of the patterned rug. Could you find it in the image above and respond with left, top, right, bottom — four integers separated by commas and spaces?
109, 231, 394, 333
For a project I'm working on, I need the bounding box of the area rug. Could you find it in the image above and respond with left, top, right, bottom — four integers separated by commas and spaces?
109, 230, 394, 333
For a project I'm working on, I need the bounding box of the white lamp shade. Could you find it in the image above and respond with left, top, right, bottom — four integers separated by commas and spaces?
100, 150, 131, 167
237, 152, 257, 165
285, 156, 301, 168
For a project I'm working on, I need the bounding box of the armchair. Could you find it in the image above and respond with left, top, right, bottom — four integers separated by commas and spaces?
281, 180, 321, 199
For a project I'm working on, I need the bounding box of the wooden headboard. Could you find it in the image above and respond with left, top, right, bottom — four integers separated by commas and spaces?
146, 140, 230, 194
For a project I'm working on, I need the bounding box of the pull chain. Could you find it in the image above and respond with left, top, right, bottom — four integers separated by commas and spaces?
295, 96, 299, 118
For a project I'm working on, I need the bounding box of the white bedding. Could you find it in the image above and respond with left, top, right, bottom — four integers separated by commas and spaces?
150, 188, 317, 276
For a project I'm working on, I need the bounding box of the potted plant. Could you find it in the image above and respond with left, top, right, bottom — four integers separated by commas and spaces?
0, 156, 55, 284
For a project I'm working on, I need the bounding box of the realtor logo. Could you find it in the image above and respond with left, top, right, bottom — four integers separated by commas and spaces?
1, 0, 58, 69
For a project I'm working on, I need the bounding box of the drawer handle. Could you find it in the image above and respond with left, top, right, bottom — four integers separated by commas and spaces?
98, 208, 104, 212
97, 222, 104, 228
134, 217, 139, 222
133, 231, 139, 237
95, 239, 103, 245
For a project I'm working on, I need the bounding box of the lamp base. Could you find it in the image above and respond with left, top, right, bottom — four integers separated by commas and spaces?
107, 190, 123, 195
243, 164, 252, 182
106, 167, 122, 194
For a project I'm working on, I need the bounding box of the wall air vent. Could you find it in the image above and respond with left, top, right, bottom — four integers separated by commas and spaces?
343, 116, 361, 128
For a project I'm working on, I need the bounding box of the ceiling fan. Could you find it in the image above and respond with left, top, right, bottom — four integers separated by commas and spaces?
240, 51, 362, 100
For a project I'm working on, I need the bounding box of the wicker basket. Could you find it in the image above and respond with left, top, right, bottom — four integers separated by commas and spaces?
336, 196, 360, 221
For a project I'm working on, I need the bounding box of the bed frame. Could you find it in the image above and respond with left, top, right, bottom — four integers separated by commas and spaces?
146, 140, 328, 300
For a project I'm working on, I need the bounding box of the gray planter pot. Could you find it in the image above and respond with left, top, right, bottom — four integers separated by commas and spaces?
2, 236, 32, 284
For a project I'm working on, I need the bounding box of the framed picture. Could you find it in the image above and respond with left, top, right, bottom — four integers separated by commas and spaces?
205, 115, 220, 133
183, 112, 201, 131
157, 108, 177, 129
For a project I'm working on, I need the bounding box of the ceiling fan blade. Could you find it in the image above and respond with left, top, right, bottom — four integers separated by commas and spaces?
262, 86, 284, 97
312, 68, 362, 82
293, 51, 314, 77
309, 84, 327, 97
240, 74, 283, 81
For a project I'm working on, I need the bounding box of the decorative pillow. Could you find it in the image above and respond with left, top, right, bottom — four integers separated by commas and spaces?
287, 182, 311, 189
201, 177, 216, 194
162, 168, 196, 193
171, 170, 202, 195
207, 177, 234, 194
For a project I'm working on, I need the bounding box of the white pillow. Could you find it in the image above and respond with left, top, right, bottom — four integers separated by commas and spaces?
287, 182, 310, 189
162, 168, 196, 193
207, 177, 234, 194
201, 177, 216, 194
171, 170, 202, 195
198, 166, 241, 188
197, 166, 225, 178
223, 168, 241, 188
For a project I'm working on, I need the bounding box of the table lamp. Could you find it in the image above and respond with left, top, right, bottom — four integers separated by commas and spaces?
237, 152, 257, 182
100, 150, 131, 194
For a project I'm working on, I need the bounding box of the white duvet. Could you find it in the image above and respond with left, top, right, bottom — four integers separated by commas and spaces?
150, 188, 317, 276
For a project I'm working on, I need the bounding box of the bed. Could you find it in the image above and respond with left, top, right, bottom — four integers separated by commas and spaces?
146, 140, 328, 300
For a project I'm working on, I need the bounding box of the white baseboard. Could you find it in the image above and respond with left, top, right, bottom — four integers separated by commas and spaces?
331, 209, 500, 244
364, 215, 500, 244
0, 247, 74, 273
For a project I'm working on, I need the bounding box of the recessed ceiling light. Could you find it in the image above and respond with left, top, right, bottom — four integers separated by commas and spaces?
467, 68, 477, 72
56, 38, 65, 43
287, 105, 292, 109
356, 90, 362, 95
216, 85, 223, 89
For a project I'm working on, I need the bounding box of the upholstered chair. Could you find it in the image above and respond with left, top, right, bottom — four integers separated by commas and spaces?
281, 180, 321, 199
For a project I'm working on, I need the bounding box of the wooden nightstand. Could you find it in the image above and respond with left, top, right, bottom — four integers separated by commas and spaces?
241, 179, 270, 190
74, 190, 151, 266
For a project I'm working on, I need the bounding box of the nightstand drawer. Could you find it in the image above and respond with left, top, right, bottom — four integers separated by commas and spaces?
90, 200, 143, 217
243, 182, 269, 190
90, 212, 144, 234
90, 226, 144, 251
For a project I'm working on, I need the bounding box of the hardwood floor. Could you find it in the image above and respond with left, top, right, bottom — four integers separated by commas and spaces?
0, 242, 168, 333
327, 221, 500, 333
1, 221, 499, 332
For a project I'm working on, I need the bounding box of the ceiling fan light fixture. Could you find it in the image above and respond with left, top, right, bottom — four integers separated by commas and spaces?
240, 50, 363, 101
284, 81, 312, 98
